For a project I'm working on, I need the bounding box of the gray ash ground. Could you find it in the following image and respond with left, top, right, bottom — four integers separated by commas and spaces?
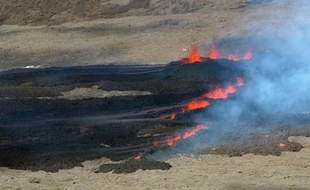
0, 56, 309, 173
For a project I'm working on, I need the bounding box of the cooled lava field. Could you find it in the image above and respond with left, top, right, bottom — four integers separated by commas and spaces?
0, 48, 309, 173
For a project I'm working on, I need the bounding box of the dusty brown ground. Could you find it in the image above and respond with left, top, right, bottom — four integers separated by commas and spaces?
1, 0, 310, 70
0, 136, 309, 189
1, 0, 310, 189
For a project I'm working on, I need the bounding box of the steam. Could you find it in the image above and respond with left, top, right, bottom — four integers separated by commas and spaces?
151, 1, 310, 158
231, 1, 310, 117
194, 0, 310, 146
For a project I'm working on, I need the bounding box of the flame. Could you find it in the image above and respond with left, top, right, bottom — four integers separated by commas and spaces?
170, 113, 176, 120
208, 45, 219, 59
237, 76, 244, 87
181, 45, 204, 64
189, 45, 204, 63
181, 45, 252, 64
204, 83, 237, 99
166, 124, 208, 146
187, 99, 210, 110
208, 45, 253, 61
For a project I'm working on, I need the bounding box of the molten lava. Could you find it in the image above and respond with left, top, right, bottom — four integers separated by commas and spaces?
188, 45, 204, 63
179, 78, 245, 112
187, 99, 210, 110
204, 83, 237, 100
181, 45, 253, 64
181, 45, 204, 64
225, 82, 237, 94
167, 135, 181, 146
182, 124, 208, 139
208, 45, 253, 61
166, 124, 208, 146
134, 155, 141, 160
170, 113, 176, 120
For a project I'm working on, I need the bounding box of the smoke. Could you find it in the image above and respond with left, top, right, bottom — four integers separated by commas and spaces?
149, 1, 310, 158
235, 1, 310, 116
194, 0, 310, 144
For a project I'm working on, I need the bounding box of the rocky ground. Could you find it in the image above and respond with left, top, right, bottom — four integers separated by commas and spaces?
1, 0, 309, 70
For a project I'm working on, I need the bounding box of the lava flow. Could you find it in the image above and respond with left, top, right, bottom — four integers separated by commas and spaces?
181, 45, 253, 64
169, 77, 244, 122
204, 83, 236, 99
187, 99, 210, 111
208, 45, 253, 61
169, 100, 210, 121
166, 124, 208, 146
167, 124, 208, 146
204, 78, 244, 100
170, 113, 176, 120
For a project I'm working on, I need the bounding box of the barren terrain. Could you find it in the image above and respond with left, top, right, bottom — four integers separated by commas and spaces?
1, 0, 309, 70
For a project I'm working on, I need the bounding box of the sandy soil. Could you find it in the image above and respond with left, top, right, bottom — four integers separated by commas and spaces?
57, 85, 152, 100
0, 136, 309, 190
1, 0, 310, 70
1, 0, 310, 189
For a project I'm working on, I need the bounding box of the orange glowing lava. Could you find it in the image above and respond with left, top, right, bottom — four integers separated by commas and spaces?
181, 45, 253, 65
181, 45, 204, 64
189, 45, 204, 63
166, 124, 208, 146
181, 45, 252, 64
225, 82, 237, 94
237, 76, 244, 87
187, 99, 210, 110
204, 83, 237, 100
170, 113, 176, 120
182, 124, 208, 139
208, 45, 253, 61
134, 155, 141, 160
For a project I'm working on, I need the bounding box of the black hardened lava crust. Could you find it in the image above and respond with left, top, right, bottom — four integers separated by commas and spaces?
95, 159, 172, 174
0, 57, 308, 172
